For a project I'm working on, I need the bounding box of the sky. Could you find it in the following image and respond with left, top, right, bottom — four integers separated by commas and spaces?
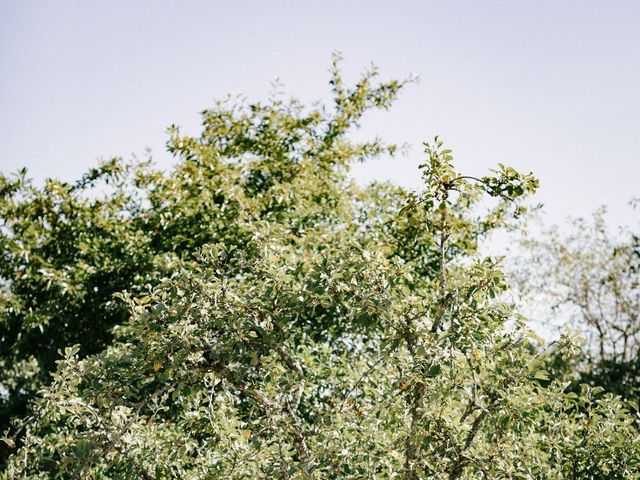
1, 0, 639, 228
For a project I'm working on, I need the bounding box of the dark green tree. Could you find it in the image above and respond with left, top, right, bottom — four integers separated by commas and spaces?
0, 54, 414, 463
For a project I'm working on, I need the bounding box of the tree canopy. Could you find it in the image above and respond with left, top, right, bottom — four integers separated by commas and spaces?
1, 56, 639, 479
513, 207, 640, 403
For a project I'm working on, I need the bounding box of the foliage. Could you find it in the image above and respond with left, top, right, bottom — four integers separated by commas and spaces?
515, 208, 640, 401
2, 57, 640, 478
0, 54, 410, 455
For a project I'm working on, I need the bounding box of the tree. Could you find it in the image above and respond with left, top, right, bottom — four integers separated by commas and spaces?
513, 207, 640, 401
0, 54, 410, 461
2, 57, 639, 479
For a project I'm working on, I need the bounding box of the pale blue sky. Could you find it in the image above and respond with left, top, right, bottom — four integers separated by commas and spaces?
1, 1, 639, 226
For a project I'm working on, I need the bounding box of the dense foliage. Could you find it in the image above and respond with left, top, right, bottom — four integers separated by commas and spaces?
0, 55, 410, 447
2, 57, 639, 478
